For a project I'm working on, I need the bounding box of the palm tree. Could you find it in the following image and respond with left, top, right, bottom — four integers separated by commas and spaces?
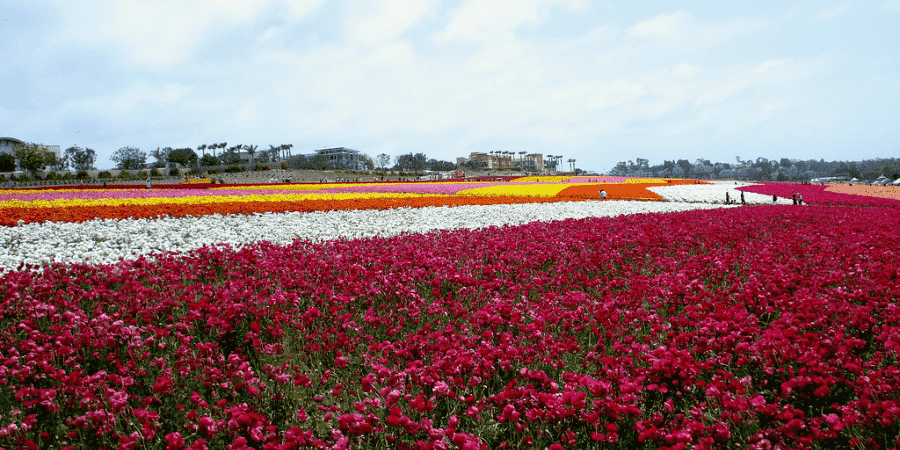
245, 145, 258, 166
519, 151, 526, 166
282, 144, 293, 161
198, 144, 207, 158
218, 143, 226, 157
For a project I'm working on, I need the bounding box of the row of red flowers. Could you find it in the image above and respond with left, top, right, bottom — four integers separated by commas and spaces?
737, 182, 900, 207
1, 205, 899, 449
0, 195, 611, 226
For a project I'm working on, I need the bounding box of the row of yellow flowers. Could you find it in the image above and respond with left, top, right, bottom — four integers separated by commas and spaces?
0, 192, 438, 209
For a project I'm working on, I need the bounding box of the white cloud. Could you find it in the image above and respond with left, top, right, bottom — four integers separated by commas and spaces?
626, 11, 691, 39
436, 0, 582, 43
753, 58, 791, 74
54, 0, 321, 67
881, 0, 900, 12
813, 2, 850, 21
343, 0, 437, 47
61, 82, 194, 115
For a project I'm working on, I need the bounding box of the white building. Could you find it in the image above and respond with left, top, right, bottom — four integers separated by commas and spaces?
0, 137, 63, 171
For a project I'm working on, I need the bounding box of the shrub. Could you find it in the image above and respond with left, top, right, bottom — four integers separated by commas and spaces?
169, 168, 181, 177
149, 168, 162, 177
224, 165, 244, 173
186, 168, 201, 176
98, 171, 113, 179
136, 170, 148, 179
207, 168, 220, 175
76, 170, 90, 180
254, 164, 268, 171
44, 171, 58, 181
117, 171, 132, 180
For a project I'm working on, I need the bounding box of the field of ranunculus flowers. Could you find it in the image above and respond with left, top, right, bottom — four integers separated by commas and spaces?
1, 177, 898, 449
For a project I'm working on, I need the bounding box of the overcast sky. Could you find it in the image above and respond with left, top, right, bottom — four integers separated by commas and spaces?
1, 1, 898, 172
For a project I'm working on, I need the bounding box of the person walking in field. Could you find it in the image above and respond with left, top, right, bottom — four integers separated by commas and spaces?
798, 193, 803, 205
772, 193, 777, 205
741, 191, 745, 205
726, 192, 731, 204
792, 192, 797, 205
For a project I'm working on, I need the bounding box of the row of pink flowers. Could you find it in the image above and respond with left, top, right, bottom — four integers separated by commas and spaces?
0, 181, 623, 202
565, 176, 627, 183
737, 182, 900, 207
1, 205, 899, 449
0, 188, 317, 202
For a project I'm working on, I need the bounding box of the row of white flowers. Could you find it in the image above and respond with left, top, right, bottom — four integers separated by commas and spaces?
648, 182, 793, 204
0, 200, 739, 271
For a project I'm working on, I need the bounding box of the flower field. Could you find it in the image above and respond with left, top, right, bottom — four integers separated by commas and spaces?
1, 179, 899, 449
824, 184, 900, 202
737, 182, 900, 207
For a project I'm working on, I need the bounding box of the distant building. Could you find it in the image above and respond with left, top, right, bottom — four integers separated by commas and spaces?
0, 137, 62, 171
312, 147, 370, 171
457, 151, 545, 172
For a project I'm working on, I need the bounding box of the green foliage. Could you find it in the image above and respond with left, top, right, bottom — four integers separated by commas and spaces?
169, 168, 181, 177
199, 154, 221, 167
44, 171, 58, 181
254, 164, 267, 171
149, 168, 162, 177
111, 146, 147, 170
168, 148, 198, 168
224, 165, 244, 173
13, 142, 50, 177
0, 153, 15, 172
65, 146, 97, 171
98, 171, 113, 179
76, 170, 90, 180
186, 168, 201, 176
150, 147, 172, 168
117, 171, 132, 180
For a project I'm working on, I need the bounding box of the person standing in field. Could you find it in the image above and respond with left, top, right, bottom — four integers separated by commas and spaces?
726, 192, 731, 204
741, 191, 745, 205
600, 190, 607, 199
799, 193, 803, 205
773, 193, 777, 205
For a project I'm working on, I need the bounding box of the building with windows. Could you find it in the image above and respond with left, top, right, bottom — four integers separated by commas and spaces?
311, 147, 371, 171
0, 137, 62, 171
457, 151, 545, 172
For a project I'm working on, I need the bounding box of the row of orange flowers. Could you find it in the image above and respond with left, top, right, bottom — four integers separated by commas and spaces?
0, 195, 611, 226
1, 183, 668, 225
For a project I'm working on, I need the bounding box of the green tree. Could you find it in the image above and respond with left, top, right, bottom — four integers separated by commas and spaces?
46, 152, 70, 172
13, 142, 50, 177
375, 153, 391, 170
150, 147, 171, 168
245, 145, 258, 166
220, 145, 242, 165
65, 146, 97, 171
199, 154, 221, 167
111, 146, 147, 170
168, 148, 198, 168
0, 153, 15, 172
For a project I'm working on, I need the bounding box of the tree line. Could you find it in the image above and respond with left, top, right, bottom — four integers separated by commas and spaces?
2, 142, 459, 177
608, 157, 900, 181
